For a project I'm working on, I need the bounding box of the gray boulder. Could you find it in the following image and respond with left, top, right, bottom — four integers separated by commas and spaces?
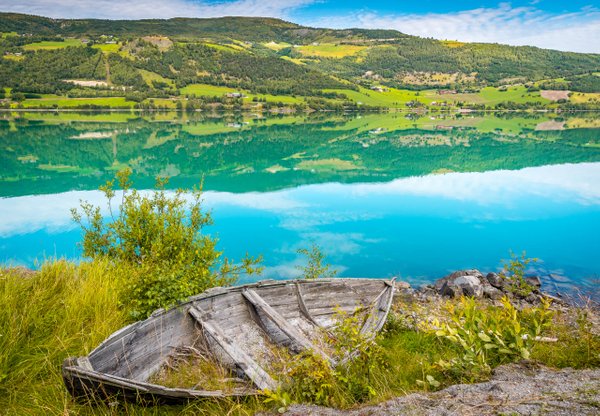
486, 272, 505, 289
525, 276, 542, 289
436, 270, 484, 298
482, 284, 504, 300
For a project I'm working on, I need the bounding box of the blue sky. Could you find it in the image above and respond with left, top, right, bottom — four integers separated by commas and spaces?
1, 1, 599, 52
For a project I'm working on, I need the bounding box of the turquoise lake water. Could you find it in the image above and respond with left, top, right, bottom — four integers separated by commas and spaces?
1, 112, 599, 296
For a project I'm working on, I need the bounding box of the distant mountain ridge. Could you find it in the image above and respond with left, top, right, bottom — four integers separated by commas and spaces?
0, 12, 408, 43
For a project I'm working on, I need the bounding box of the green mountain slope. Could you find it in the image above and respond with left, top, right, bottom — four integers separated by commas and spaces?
0, 12, 599, 109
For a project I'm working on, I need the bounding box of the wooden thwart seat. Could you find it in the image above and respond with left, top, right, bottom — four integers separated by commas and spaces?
188, 306, 278, 391
242, 288, 335, 365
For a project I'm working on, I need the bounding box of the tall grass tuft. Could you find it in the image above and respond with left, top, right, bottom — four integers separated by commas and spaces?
0, 259, 127, 414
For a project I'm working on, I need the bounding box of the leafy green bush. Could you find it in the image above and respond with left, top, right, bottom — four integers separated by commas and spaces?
500, 251, 538, 297
423, 296, 554, 380
330, 308, 384, 403
286, 351, 340, 406
273, 307, 384, 408
72, 169, 261, 318
296, 243, 338, 280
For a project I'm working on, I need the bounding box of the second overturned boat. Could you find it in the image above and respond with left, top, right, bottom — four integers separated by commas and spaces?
63, 278, 396, 404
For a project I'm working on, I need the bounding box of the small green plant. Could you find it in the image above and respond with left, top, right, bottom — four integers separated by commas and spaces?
263, 388, 293, 414
286, 351, 339, 406
296, 243, 337, 280
330, 308, 384, 403
501, 251, 538, 297
423, 296, 554, 380
416, 374, 440, 390
71, 169, 262, 318
531, 304, 600, 369
278, 307, 385, 407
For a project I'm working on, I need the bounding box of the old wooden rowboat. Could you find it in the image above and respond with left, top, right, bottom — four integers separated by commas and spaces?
62, 277, 396, 404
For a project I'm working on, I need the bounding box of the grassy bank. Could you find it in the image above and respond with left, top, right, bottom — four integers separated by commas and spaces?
1, 260, 599, 415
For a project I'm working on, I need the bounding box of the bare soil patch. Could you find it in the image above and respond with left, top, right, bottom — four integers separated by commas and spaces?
63, 79, 108, 87
536, 120, 565, 131
541, 90, 570, 101
141, 36, 173, 50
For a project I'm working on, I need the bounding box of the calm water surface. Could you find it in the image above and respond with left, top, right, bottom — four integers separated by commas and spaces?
1, 112, 599, 295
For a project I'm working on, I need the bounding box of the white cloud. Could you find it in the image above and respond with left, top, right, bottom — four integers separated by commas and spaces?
341, 162, 600, 205
0, 0, 315, 20
1, 162, 599, 238
314, 4, 600, 53
204, 190, 306, 211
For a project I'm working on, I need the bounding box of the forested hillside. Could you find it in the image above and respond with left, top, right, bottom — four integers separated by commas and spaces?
1, 12, 599, 110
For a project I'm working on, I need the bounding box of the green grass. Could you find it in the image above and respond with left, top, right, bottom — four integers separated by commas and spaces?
570, 92, 600, 104
2, 54, 24, 61
323, 86, 433, 108
22, 39, 83, 50
263, 41, 292, 51
182, 115, 305, 136
280, 56, 307, 65
138, 69, 176, 88
0, 261, 128, 414
1, 260, 598, 415
37, 163, 80, 172
296, 44, 368, 58
203, 42, 245, 53
296, 158, 363, 172
323, 86, 551, 108
478, 86, 549, 105
180, 83, 303, 104
92, 43, 122, 54
180, 83, 241, 96
13, 111, 139, 123
322, 113, 477, 133
142, 97, 180, 109
18, 97, 136, 109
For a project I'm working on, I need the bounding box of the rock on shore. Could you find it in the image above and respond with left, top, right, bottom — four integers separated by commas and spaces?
425, 268, 549, 306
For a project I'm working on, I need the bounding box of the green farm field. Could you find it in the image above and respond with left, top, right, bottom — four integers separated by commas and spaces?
296, 43, 367, 58
18, 97, 136, 109
180, 83, 304, 104
92, 43, 122, 53
22, 39, 83, 50
138, 69, 176, 88
324, 87, 433, 108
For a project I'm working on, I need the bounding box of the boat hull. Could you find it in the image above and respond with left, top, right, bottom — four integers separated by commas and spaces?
62, 278, 396, 404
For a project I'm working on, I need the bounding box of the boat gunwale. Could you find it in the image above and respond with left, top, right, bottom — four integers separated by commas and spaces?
89, 277, 392, 357
62, 360, 259, 399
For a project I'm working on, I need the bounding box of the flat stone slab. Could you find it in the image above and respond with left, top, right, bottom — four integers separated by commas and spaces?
273, 362, 600, 416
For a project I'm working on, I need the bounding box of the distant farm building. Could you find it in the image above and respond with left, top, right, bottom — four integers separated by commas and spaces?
370, 85, 389, 92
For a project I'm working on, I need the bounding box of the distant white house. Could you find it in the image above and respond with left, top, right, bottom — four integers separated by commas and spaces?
370, 85, 388, 92
226, 92, 244, 98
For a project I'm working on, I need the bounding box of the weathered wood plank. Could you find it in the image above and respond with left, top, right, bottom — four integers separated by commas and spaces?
359, 278, 395, 337
243, 288, 334, 364
295, 282, 323, 329
188, 306, 278, 391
